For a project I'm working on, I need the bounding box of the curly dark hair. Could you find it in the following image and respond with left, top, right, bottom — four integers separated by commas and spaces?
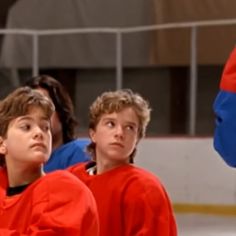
25, 75, 78, 143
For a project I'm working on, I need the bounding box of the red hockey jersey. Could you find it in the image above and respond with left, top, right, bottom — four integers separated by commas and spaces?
69, 162, 177, 236
0, 170, 99, 235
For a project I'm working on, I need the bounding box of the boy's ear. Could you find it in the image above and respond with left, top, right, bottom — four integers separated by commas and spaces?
0, 137, 7, 155
89, 128, 96, 143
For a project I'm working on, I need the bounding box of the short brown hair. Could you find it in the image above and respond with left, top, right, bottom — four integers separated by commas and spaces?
0, 86, 55, 166
87, 89, 151, 161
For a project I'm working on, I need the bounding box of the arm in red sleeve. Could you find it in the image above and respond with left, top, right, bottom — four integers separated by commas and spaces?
0, 171, 99, 236
123, 179, 177, 236
29, 172, 99, 235
0, 229, 54, 236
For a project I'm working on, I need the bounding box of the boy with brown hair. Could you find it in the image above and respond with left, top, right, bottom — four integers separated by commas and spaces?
25, 75, 90, 172
69, 89, 177, 236
0, 87, 99, 235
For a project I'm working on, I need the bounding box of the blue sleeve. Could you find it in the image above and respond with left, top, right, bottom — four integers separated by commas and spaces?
64, 147, 90, 167
44, 141, 91, 173
213, 90, 236, 167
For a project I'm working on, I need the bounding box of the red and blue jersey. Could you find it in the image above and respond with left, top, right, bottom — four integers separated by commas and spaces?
213, 47, 236, 167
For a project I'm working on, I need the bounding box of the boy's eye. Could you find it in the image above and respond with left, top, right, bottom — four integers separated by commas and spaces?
125, 124, 138, 133
20, 124, 31, 131
126, 125, 134, 130
40, 120, 51, 132
42, 124, 50, 132
125, 125, 137, 132
106, 121, 115, 128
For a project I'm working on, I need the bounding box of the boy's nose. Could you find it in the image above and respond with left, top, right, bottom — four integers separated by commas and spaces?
34, 127, 43, 139
115, 125, 124, 137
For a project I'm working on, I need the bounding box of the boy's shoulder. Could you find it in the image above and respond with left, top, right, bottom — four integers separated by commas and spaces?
68, 161, 90, 173
117, 165, 166, 193
38, 170, 85, 188
115, 164, 159, 182
30, 170, 89, 200
120, 166, 171, 205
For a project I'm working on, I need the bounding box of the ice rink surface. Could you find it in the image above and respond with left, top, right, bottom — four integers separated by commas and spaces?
176, 214, 236, 236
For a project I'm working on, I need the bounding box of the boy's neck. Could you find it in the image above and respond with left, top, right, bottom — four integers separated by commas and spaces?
7, 165, 44, 187
96, 158, 129, 174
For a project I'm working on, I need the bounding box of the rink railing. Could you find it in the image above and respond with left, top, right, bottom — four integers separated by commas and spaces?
1, 18, 236, 135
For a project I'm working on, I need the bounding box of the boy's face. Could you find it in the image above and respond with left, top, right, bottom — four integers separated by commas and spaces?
89, 107, 139, 165
0, 107, 52, 167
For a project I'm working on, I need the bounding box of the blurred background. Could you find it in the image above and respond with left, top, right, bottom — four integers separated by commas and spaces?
1, 1, 236, 234
1, 0, 236, 137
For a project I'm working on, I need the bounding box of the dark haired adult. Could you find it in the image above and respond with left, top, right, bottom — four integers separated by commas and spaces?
25, 75, 90, 172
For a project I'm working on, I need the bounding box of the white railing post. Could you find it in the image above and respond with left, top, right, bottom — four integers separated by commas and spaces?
116, 31, 123, 90
189, 26, 198, 135
32, 33, 39, 76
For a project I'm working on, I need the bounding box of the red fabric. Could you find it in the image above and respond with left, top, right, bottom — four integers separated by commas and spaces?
220, 47, 236, 93
69, 163, 177, 236
0, 167, 8, 194
0, 170, 99, 236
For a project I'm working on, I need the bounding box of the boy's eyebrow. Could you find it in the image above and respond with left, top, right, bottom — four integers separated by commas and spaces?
17, 115, 50, 122
101, 116, 113, 121
17, 116, 33, 122
125, 121, 138, 126
102, 116, 138, 126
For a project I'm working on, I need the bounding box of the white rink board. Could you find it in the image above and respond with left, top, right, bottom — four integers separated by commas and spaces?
136, 137, 236, 205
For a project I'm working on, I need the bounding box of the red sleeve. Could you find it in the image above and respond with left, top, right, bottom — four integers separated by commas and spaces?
0, 167, 7, 200
30, 172, 99, 235
0, 172, 99, 236
123, 179, 177, 236
0, 167, 8, 188
0, 229, 53, 236
220, 47, 236, 93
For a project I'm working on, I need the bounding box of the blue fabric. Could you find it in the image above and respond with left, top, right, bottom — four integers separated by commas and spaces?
213, 90, 236, 167
44, 139, 91, 173
74, 138, 91, 151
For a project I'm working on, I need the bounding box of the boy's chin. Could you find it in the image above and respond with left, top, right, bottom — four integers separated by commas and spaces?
33, 154, 50, 164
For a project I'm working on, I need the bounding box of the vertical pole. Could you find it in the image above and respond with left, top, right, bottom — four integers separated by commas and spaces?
32, 33, 39, 76
189, 26, 198, 135
116, 31, 123, 90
